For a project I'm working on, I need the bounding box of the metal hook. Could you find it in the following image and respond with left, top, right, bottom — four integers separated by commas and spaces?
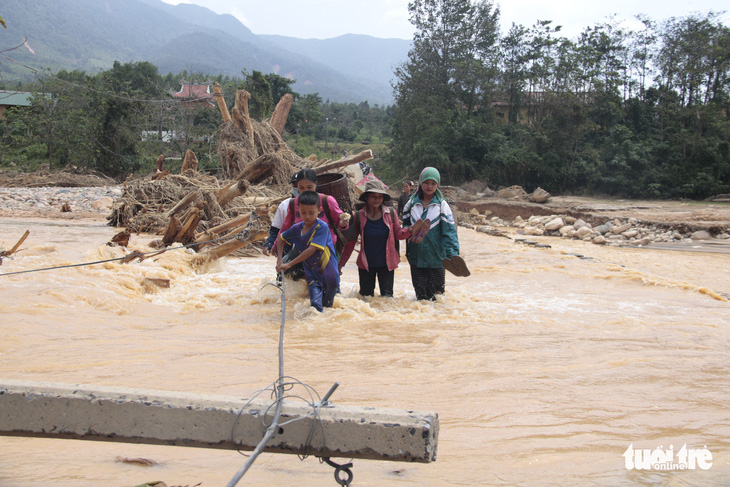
322, 457, 354, 486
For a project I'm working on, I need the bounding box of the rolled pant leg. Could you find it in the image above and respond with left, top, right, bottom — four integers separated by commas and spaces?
308, 282, 324, 312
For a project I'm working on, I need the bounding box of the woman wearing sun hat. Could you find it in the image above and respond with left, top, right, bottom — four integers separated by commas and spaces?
342, 179, 412, 297
402, 166, 467, 301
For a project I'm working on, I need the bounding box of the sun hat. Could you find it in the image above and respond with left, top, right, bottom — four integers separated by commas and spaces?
359, 180, 391, 202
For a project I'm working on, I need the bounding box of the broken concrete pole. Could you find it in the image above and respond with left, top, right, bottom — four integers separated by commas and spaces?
0, 380, 438, 463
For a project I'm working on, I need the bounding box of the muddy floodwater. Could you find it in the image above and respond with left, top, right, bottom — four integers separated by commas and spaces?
1, 217, 729, 486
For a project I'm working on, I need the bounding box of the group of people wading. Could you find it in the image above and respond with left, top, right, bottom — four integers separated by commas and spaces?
263, 167, 469, 312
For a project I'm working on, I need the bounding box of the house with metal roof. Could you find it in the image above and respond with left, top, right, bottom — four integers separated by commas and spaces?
0, 90, 34, 119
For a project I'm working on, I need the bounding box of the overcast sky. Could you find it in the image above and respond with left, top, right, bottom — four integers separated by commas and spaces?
162, 0, 728, 40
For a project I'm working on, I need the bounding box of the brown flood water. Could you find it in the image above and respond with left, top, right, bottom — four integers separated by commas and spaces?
1, 217, 729, 486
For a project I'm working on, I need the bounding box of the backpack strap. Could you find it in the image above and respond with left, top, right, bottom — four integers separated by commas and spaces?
321, 194, 333, 224
321, 195, 348, 252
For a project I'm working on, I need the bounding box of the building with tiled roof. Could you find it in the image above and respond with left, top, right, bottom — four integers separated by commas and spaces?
172, 83, 215, 108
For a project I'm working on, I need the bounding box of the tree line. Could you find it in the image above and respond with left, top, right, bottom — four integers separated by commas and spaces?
0, 60, 394, 177
1, 3, 729, 199
388, 0, 729, 198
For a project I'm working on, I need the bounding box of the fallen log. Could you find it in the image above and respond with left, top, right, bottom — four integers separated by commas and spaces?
173, 207, 203, 244
193, 211, 252, 248
121, 250, 145, 264
314, 149, 373, 174
269, 93, 294, 135
195, 229, 268, 262
240, 196, 280, 207
161, 214, 182, 246
165, 191, 199, 219
193, 207, 270, 250
211, 83, 231, 123
217, 179, 249, 207
0, 230, 30, 262
236, 153, 279, 183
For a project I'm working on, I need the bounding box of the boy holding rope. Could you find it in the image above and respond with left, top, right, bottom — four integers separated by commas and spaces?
276, 191, 340, 312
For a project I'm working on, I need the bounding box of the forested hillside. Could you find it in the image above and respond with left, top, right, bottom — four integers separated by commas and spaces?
1, 0, 728, 200
0, 0, 403, 103
387, 1, 730, 199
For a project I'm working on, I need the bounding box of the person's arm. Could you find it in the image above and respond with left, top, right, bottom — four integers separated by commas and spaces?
341, 210, 361, 242
280, 245, 317, 271
324, 195, 348, 229
397, 194, 407, 218
272, 198, 290, 228
402, 199, 414, 229
275, 234, 286, 273
262, 225, 280, 256
391, 209, 412, 240
440, 201, 460, 257
264, 200, 289, 253
272, 199, 296, 253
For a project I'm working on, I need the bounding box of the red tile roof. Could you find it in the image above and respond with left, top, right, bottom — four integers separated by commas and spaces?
173, 84, 213, 101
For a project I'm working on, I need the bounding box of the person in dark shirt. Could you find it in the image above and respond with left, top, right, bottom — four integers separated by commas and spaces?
397, 180, 414, 221
343, 181, 412, 297
395, 180, 415, 255
276, 191, 340, 312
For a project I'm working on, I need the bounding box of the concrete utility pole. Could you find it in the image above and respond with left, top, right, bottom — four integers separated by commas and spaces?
0, 380, 439, 463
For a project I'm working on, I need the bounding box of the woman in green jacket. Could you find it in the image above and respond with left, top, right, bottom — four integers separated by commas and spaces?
402, 167, 463, 301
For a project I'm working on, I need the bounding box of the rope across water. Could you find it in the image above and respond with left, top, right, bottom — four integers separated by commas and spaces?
0, 213, 263, 277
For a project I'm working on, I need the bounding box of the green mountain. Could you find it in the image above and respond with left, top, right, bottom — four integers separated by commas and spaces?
1, 0, 410, 104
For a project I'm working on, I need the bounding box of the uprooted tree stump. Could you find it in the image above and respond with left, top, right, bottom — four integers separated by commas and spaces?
108, 88, 373, 265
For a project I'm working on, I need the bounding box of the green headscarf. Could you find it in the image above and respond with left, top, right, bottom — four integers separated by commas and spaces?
418, 166, 444, 202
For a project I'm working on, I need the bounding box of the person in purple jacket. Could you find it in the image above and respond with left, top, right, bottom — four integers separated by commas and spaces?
276, 191, 340, 312
343, 180, 412, 297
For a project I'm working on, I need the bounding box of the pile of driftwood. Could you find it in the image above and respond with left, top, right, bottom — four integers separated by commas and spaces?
108, 85, 373, 263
